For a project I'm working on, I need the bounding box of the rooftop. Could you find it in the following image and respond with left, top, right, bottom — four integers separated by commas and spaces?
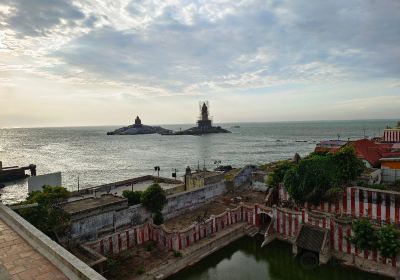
62, 194, 127, 215
189, 170, 222, 179
0, 217, 68, 280
296, 224, 326, 253
0, 204, 105, 280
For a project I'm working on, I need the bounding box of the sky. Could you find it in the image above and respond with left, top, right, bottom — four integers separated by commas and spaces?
0, 0, 399, 127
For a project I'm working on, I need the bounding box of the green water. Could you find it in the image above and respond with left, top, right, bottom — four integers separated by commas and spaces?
169, 237, 390, 280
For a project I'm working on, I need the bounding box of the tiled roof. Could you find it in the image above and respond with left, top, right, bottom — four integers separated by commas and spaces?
349, 139, 400, 167
296, 224, 326, 253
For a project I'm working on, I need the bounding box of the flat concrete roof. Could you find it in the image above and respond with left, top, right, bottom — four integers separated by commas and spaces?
61, 194, 127, 215
189, 171, 222, 179
380, 157, 400, 162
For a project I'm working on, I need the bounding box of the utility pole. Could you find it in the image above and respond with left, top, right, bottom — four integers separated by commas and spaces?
154, 166, 160, 179
172, 169, 178, 179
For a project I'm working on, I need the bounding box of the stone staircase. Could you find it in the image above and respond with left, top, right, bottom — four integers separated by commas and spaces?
245, 225, 259, 237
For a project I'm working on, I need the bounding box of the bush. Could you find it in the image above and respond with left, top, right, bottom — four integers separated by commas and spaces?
145, 240, 156, 251
141, 183, 167, 213
106, 255, 120, 270
376, 225, 400, 258
350, 219, 377, 251
153, 211, 164, 225
17, 186, 70, 237
266, 161, 294, 187
122, 190, 143, 206
136, 265, 145, 275
173, 250, 182, 257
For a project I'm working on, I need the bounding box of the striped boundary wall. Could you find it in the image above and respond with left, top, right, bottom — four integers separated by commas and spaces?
277, 186, 400, 268
384, 129, 400, 143
279, 186, 400, 225
274, 207, 399, 267
84, 204, 264, 256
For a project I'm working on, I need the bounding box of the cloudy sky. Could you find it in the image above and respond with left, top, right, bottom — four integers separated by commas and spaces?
0, 0, 399, 127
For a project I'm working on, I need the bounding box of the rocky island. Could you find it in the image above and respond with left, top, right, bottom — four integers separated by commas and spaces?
107, 116, 172, 135
162, 101, 230, 135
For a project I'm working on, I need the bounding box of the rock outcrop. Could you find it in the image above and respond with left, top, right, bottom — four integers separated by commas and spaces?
107, 116, 172, 135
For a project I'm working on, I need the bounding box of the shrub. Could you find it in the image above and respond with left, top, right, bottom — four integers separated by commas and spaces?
350, 219, 377, 251
145, 240, 156, 251
153, 211, 164, 225
173, 250, 182, 257
141, 183, 167, 213
136, 265, 145, 275
266, 161, 294, 187
17, 186, 70, 237
376, 225, 400, 258
122, 190, 143, 206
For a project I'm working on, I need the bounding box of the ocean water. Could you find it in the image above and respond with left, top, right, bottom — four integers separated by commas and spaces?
0, 119, 396, 204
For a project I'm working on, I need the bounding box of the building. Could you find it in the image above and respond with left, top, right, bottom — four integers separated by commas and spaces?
184, 167, 224, 191
383, 121, 400, 143
314, 140, 347, 153
380, 157, 400, 183
347, 139, 400, 168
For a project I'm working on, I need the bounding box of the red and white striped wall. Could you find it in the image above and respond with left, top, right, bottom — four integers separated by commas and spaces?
272, 207, 399, 268
84, 204, 261, 255
384, 129, 400, 143
279, 186, 400, 225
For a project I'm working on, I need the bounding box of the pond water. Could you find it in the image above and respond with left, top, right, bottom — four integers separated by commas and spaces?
168, 236, 390, 280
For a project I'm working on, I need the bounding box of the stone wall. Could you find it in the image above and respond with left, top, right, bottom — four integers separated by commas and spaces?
233, 165, 257, 187
162, 181, 226, 220
69, 181, 226, 242
84, 204, 255, 256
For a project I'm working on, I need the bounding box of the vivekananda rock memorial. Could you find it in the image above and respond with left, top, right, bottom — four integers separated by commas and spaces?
107, 101, 230, 136
106, 116, 172, 135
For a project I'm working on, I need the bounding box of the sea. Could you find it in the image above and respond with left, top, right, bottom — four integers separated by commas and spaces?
0, 119, 396, 204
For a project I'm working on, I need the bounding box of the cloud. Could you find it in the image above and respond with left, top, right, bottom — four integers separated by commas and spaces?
43, 0, 399, 95
1, 0, 399, 126
1, 0, 85, 37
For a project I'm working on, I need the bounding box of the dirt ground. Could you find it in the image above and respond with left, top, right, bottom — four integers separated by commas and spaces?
104, 241, 175, 280
163, 190, 267, 231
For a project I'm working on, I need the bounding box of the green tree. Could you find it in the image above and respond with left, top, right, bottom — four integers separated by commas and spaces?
267, 161, 294, 187
332, 146, 365, 184
284, 156, 334, 205
141, 183, 167, 214
376, 225, 400, 258
18, 186, 70, 237
122, 190, 143, 206
350, 219, 377, 251
284, 146, 365, 205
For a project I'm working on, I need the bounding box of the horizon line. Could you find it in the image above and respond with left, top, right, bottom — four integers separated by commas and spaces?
0, 117, 398, 129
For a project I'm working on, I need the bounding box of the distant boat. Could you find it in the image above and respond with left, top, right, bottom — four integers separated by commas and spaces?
231, 125, 240, 128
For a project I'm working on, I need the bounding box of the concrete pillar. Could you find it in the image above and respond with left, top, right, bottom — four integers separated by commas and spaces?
255, 205, 260, 226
